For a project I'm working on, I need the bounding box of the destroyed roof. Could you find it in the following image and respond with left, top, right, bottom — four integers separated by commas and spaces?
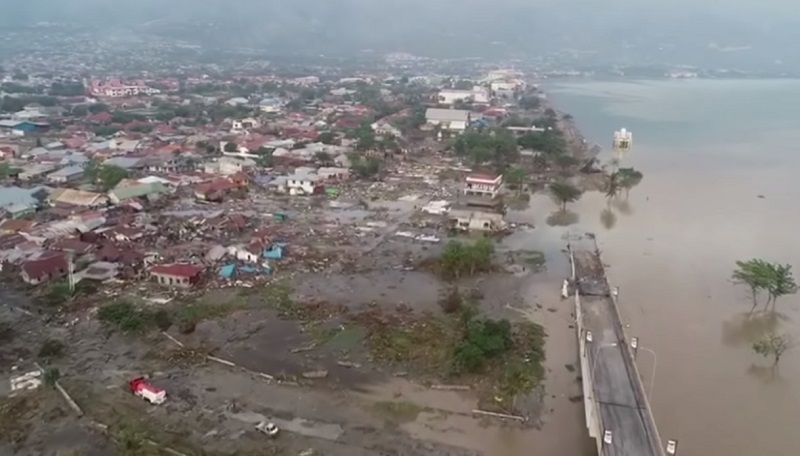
47, 165, 85, 178
195, 179, 236, 195
0, 219, 35, 233
52, 238, 94, 254
22, 252, 68, 280
149, 263, 204, 277
49, 188, 106, 207
103, 156, 145, 170
109, 182, 169, 201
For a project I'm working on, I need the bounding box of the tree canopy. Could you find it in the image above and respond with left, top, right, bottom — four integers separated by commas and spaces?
504, 166, 527, 193
548, 180, 582, 211
753, 333, 794, 366
86, 163, 128, 191
453, 130, 518, 168
349, 155, 381, 179
517, 130, 567, 157
439, 238, 494, 279
615, 167, 644, 197
732, 259, 799, 313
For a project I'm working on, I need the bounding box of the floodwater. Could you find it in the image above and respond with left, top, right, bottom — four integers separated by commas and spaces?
533, 78, 800, 456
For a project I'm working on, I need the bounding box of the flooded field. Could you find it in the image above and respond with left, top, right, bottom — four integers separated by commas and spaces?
545, 78, 800, 456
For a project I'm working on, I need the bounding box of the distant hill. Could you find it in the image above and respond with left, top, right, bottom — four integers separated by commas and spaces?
2, 0, 799, 69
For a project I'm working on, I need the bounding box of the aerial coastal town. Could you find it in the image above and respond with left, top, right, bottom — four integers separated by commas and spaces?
0, 52, 637, 456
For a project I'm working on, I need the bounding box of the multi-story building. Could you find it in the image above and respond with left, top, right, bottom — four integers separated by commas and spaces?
464, 173, 503, 199
89, 79, 160, 98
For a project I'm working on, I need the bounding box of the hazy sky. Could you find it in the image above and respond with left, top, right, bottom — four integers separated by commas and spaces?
2, 0, 799, 64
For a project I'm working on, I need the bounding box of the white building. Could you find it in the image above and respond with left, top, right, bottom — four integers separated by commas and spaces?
484, 69, 524, 83
490, 80, 522, 92
436, 89, 474, 106
89, 79, 160, 98
258, 98, 282, 113
464, 173, 503, 198
231, 118, 260, 133
204, 157, 256, 176
286, 171, 323, 195
228, 244, 261, 263
471, 87, 490, 104
425, 108, 471, 132
371, 121, 401, 137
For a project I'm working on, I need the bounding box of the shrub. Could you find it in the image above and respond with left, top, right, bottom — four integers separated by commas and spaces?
452, 307, 513, 374
43, 368, 60, 388
439, 287, 463, 314
43, 281, 73, 306
0, 321, 13, 342
152, 309, 173, 331
97, 301, 150, 333
38, 339, 66, 359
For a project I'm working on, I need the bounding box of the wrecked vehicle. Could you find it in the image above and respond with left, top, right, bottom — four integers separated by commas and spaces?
255, 421, 280, 438
128, 377, 167, 405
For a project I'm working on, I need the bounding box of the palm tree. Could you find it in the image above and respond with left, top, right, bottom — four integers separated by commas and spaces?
617, 167, 644, 198
548, 180, 582, 211
604, 173, 622, 205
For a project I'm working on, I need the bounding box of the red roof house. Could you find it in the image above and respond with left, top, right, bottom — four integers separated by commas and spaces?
149, 264, 204, 288
87, 112, 113, 124
21, 252, 69, 285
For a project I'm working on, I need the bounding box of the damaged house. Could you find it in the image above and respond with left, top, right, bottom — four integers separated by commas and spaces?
149, 263, 204, 288
21, 252, 69, 285
448, 205, 507, 232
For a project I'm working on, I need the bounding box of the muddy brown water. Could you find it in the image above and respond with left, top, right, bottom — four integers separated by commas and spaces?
536, 78, 800, 456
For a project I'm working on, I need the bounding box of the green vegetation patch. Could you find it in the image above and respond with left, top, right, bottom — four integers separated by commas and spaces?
521, 250, 546, 270
323, 326, 366, 350
362, 303, 547, 411
372, 401, 427, 423
97, 301, 153, 333
366, 316, 455, 371
438, 238, 495, 279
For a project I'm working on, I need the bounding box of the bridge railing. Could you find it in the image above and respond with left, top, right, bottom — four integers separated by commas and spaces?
602, 258, 665, 454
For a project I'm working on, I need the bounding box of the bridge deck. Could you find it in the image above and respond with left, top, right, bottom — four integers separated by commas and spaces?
573, 248, 663, 456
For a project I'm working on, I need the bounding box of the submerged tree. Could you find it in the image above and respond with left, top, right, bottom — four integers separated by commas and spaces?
732, 259, 799, 313
753, 333, 794, 366
439, 238, 495, 279
504, 166, 527, 194
600, 208, 617, 230
765, 263, 799, 311
603, 174, 622, 205
732, 259, 774, 314
548, 180, 582, 211
616, 167, 644, 198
